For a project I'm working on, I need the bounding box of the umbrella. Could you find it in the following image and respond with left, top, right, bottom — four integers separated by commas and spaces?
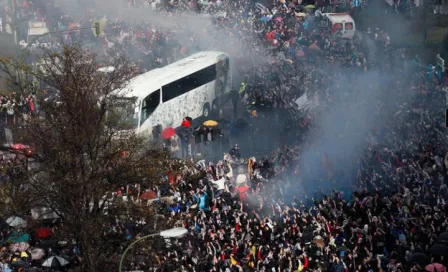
6, 216, 26, 227
266, 30, 276, 41
437, 232, 448, 244
430, 244, 448, 256
159, 227, 188, 238
255, 2, 269, 13
409, 253, 431, 266
161, 127, 175, 139
203, 120, 218, 127
9, 242, 30, 252
35, 227, 52, 239
42, 256, 69, 268
7, 232, 30, 243
259, 16, 271, 22
426, 263, 446, 272
140, 190, 157, 200
12, 143, 29, 150
198, 0, 212, 5
30, 248, 45, 260
304, 4, 315, 10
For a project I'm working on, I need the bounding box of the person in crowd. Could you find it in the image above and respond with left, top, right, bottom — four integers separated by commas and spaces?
179, 117, 193, 158
229, 144, 241, 162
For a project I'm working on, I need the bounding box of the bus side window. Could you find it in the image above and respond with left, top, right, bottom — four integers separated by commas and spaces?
162, 64, 217, 103
196, 65, 217, 86
141, 89, 160, 125
163, 79, 186, 103
344, 22, 353, 30
332, 23, 342, 33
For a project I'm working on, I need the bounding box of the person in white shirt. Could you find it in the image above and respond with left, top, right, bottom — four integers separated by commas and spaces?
210, 177, 227, 197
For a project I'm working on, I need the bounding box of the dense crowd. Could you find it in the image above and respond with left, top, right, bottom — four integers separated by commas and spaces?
106, 1, 448, 272
138, 44, 448, 272
0, 0, 447, 271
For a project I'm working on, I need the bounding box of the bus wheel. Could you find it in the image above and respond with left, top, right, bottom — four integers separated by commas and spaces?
202, 103, 210, 118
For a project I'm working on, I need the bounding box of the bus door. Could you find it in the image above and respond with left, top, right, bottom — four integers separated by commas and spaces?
215, 57, 230, 107
140, 88, 162, 138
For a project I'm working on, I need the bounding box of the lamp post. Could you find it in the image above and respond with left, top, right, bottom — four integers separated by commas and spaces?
118, 227, 188, 272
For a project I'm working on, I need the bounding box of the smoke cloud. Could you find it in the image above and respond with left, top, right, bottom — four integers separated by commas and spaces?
56, 0, 268, 84
55, 0, 419, 200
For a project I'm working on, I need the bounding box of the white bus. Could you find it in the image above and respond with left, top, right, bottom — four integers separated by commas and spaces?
110, 51, 232, 137
322, 13, 356, 39
27, 21, 50, 45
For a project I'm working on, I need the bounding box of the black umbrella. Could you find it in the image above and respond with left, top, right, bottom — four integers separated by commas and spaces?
41, 256, 69, 268
408, 252, 431, 266
437, 232, 448, 244
429, 244, 448, 256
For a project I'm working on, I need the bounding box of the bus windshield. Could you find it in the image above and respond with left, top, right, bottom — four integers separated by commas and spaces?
28, 34, 50, 44
108, 97, 139, 130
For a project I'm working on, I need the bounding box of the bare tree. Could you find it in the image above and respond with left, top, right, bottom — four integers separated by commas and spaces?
0, 44, 182, 271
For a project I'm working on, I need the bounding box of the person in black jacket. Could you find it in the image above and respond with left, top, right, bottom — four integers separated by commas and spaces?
229, 144, 241, 161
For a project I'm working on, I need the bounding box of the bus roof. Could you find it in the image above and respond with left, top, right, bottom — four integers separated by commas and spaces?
120, 51, 228, 99
28, 21, 49, 36
324, 13, 354, 24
